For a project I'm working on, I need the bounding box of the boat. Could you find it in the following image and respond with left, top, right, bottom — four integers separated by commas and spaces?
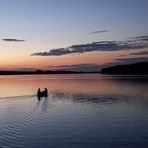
37, 88, 48, 99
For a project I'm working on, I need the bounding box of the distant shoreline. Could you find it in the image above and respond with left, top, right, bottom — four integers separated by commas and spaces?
1, 61, 148, 75
0, 70, 99, 75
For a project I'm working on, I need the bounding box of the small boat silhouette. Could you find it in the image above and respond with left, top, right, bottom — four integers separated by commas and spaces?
37, 88, 48, 99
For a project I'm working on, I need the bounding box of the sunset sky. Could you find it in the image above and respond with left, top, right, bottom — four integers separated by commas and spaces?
0, 0, 148, 71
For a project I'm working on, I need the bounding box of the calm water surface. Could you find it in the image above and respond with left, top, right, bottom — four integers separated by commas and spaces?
0, 74, 148, 148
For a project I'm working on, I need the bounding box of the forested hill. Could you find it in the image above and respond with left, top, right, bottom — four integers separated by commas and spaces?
100, 62, 148, 75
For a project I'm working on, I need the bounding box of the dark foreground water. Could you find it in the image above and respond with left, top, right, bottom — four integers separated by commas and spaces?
0, 74, 148, 148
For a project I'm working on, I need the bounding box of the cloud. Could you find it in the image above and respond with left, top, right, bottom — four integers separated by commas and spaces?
119, 50, 148, 57
90, 30, 108, 34
48, 64, 103, 72
32, 48, 70, 56
116, 57, 148, 63
129, 35, 148, 41
31, 35, 148, 56
2, 38, 26, 42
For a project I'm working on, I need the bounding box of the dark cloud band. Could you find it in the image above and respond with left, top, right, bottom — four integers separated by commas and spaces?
116, 57, 148, 62
47, 64, 102, 72
31, 35, 148, 56
119, 50, 148, 57
90, 30, 108, 34
2, 38, 26, 42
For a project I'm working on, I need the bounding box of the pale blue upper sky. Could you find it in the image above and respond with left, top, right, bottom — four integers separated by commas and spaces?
0, 0, 147, 48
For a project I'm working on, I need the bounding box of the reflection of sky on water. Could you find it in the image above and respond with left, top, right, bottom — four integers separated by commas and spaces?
50, 90, 148, 109
0, 74, 148, 148
0, 74, 148, 96
0, 74, 148, 108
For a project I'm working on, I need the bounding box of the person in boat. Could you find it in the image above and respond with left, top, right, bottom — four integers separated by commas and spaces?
43, 88, 48, 97
37, 88, 41, 100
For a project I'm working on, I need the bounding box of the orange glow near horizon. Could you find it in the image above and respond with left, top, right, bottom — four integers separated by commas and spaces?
0, 48, 148, 70
0, 51, 115, 70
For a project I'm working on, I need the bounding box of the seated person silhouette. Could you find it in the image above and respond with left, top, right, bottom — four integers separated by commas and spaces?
37, 88, 41, 100
42, 88, 48, 97
37, 88, 48, 99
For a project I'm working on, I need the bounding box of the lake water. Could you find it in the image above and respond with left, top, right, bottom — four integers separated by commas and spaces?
0, 74, 148, 148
